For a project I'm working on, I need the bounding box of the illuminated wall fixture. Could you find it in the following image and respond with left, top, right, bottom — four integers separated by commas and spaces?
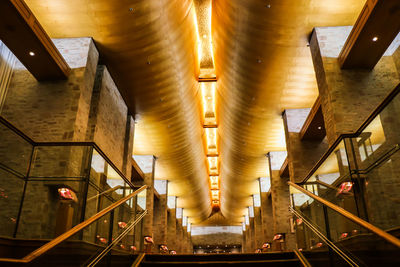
194, 0, 219, 206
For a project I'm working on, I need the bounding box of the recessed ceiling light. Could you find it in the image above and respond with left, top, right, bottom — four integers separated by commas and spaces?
372, 36, 378, 42
29, 51, 35, 56
317, 126, 322, 130
266, 4, 271, 8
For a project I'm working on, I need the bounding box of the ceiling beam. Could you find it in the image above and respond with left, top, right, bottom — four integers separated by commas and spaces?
299, 96, 326, 141
0, 0, 70, 80
339, 0, 400, 69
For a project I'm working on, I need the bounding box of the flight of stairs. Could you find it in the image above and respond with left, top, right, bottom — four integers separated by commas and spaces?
138, 252, 302, 266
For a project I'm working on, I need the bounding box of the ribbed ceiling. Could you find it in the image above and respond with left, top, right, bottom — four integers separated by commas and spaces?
25, 0, 364, 224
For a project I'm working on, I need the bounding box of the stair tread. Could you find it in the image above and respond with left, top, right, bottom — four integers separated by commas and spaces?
143, 259, 300, 264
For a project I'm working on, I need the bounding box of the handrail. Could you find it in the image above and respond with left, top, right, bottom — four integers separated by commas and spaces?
293, 249, 312, 267
0, 185, 147, 264
290, 207, 360, 267
86, 185, 128, 202
289, 181, 400, 248
305, 180, 354, 196
131, 253, 145, 267
87, 210, 148, 267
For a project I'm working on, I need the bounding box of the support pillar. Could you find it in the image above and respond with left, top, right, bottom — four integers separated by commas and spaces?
153, 180, 168, 252
268, 152, 296, 251
259, 178, 274, 245
166, 196, 177, 251
142, 157, 156, 252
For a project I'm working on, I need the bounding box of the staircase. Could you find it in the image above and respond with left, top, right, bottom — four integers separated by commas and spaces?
138, 252, 302, 266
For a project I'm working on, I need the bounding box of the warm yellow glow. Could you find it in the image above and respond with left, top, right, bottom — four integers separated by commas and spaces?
193, 0, 214, 70
192, 6, 202, 67
208, 2, 215, 67
210, 175, 218, 184
201, 83, 217, 126
211, 189, 219, 199
210, 175, 219, 189
207, 156, 218, 175
205, 127, 218, 155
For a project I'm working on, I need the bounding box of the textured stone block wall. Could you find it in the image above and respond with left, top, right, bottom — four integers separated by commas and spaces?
269, 168, 296, 251
0, 38, 136, 240
152, 194, 168, 250
260, 192, 274, 243
310, 27, 400, 145
166, 209, 177, 251
283, 109, 329, 183
253, 207, 264, 248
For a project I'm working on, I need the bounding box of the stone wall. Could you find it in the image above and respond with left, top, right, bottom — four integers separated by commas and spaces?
310, 27, 400, 145
0, 38, 135, 240
283, 109, 329, 183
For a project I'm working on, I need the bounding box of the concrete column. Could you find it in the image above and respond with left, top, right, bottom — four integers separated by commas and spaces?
176, 218, 183, 253
166, 196, 177, 251
253, 206, 264, 249
259, 178, 274, 244
283, 109, 329, 183
268, 152, 296, 251
253, 193, 264, 248
248, 211, 256, 252
152, 180, 168, 252
143, 157, 156, 242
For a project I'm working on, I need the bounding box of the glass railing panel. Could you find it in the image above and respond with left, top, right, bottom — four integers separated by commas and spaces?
354, 91, 400, 169
31, 214, 111, 267
291, 189, 367, 266
29, 145, 92, 178
16, 180, 87, 239
325, 204, 400, 266
0, 186, 146, 266
89, 148, 129, 204
302, 139, 361, 218
354, 148, 400, 231
0, 121, 33, 176
291, 187, 327, 236
0, 168, 25, 238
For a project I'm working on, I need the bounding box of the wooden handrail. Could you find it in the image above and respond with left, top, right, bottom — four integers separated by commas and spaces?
293, 249, 312, 267
289, 182, 400, 248
86, 185, 129, 202
0, 185, 147, 264
131, 252, 145, 267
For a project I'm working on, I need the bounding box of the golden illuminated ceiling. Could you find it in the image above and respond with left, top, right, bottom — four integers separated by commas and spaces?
25, 0, 364, 223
